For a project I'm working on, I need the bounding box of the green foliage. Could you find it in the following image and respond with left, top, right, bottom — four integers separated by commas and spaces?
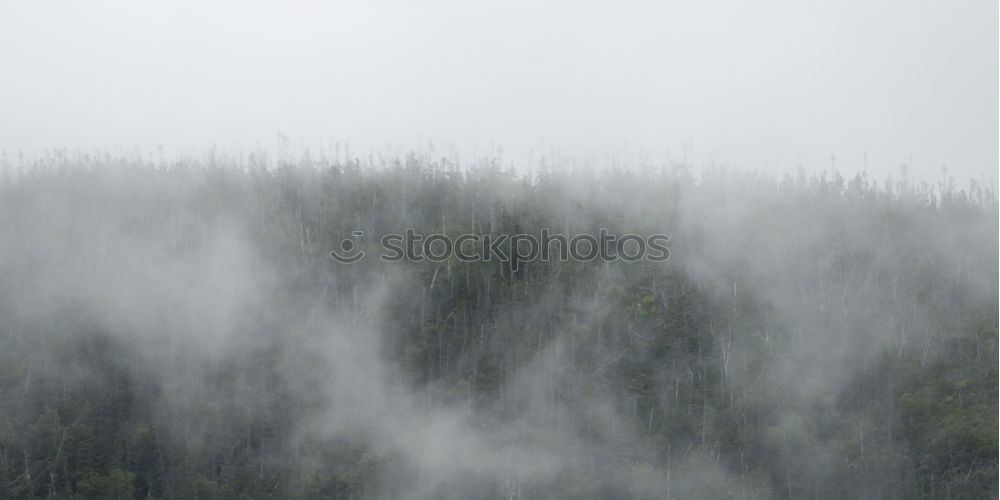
0, 155, 995, 498
76, 469, 135, 500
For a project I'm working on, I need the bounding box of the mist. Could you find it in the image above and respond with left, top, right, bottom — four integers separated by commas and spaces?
0, 2, 997, 499
0, 154, 995, 498
1, 0, 997, 181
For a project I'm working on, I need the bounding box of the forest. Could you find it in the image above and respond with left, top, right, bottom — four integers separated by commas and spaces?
0, 150, 995, 499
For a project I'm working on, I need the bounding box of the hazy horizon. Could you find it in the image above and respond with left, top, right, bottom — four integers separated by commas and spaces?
1, 0, 997, 182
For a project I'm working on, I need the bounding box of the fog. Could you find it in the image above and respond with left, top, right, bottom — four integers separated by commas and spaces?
0, 2, 997, 499
0, 156, 995, 498
1, 0, 997, 181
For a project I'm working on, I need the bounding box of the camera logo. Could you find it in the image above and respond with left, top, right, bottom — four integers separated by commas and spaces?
329, 230, 366, 263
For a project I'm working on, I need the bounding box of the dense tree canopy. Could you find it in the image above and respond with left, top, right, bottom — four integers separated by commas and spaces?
0, 152, 995, 498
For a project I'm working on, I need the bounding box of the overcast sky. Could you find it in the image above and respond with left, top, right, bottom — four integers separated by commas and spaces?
1, 0, 996, 181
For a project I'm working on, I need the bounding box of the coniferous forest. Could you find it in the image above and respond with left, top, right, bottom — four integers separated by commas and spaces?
0, 151, 995, 499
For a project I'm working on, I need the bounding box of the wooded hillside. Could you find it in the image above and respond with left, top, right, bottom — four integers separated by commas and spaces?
0, 153, 995, 499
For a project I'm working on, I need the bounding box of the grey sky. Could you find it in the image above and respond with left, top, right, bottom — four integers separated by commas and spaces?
1, 0, 996, 181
